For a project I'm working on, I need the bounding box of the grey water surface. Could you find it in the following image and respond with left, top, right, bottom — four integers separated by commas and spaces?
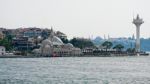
0, 56, 150, 84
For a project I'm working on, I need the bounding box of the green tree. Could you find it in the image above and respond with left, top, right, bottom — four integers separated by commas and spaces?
126, 48, 132, 52
113, 44, 124, 51
60, 38, 69, 44
70, 38, 95, 49
0, 38, 12, 51
5, 35, 14, 42
102, 41, 113, 49
0, 35, 13, 51
126, 48, 135, 53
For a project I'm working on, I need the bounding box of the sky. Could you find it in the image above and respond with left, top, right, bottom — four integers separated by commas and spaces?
0, 0, 150, 39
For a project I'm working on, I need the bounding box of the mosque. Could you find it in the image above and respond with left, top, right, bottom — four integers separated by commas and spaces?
32, 29, 82, 56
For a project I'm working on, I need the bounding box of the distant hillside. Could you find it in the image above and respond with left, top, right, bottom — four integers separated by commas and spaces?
92, 37, 150, 51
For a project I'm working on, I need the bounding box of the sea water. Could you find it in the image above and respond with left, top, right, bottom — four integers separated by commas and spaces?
0, 56, 150, 84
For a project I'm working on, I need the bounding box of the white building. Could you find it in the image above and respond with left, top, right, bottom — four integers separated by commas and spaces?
32, 30, 82, 56
0, 46, 6, 55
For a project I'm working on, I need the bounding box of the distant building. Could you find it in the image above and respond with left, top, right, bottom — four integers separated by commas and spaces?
23, 28, 42, 37
0, 31, 4, 39
41, 29, 51, 39
0, 46, 5, 55
0, 28, 14, 37
12, 37, 35, 51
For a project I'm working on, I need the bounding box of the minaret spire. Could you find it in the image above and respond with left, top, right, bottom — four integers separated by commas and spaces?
133, 14, 144, 55
50, 26, 55, 37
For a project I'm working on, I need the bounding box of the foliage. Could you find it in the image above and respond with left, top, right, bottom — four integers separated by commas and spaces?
60, 38, 69, 44
70, 38, 95, 49
126, 48, 135, 53
102, 41, 113, 49
0, 35, 13, 51
113, 44, 124, 51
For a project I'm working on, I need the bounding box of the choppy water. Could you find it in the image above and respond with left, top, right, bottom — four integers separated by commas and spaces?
0, 56, 150, 84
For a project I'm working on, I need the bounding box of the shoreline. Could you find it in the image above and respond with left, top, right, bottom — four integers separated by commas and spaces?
0, 54, 149, 58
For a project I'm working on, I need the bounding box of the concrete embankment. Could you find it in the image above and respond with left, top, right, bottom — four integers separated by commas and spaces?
0, 55, 39, 58
0, 53, 149, 58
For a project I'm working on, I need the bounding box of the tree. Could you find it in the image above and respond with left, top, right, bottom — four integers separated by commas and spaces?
126, 48, 135, 53
113, 44, 124, 51
70, 38, 95, 49
5, 35, 14, 42
102, 41, 113, 49
0, 37, 13, 51
60, 38, 69, 44
126, 48, 132, 53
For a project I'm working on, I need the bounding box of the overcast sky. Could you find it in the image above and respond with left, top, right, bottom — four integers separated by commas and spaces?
0, 0, 150, 39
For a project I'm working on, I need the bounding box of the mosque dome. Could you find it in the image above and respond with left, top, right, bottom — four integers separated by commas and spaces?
42, 39, 52, 46
48, 36, 64, 45
66, 43, 74, 48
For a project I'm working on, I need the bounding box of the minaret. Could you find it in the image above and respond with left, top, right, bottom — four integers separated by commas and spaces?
132, 34, 135, 40
50, 26, 55, 37
104, 34, 106, 40
132, 14, 144, 53
108, 34, 110, 40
